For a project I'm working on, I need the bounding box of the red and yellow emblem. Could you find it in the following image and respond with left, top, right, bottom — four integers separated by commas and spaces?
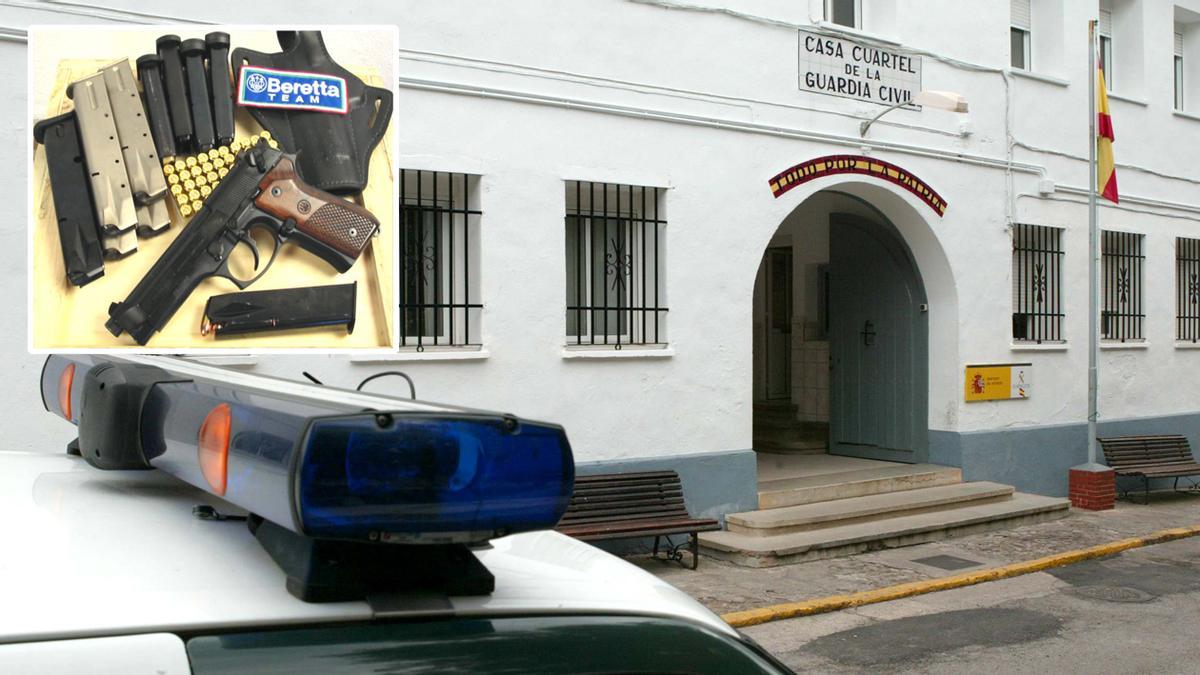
768, 155, 948, 217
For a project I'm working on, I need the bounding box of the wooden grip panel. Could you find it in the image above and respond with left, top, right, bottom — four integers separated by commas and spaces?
254, 155, 379, 258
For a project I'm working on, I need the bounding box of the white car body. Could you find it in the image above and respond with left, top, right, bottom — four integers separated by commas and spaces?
0, 450, 737, 668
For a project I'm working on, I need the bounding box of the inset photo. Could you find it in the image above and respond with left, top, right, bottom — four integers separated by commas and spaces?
29, 26, 397, 350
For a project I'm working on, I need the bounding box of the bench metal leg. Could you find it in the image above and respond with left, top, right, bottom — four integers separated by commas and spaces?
1145, 476, 1151, 505
1171, 476, 1200, 495
651, 535, 696, 569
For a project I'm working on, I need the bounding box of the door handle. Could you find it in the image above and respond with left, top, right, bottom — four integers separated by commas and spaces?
861, 320, 876, 346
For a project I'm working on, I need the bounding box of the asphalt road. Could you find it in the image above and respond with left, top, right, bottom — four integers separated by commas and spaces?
744, 536, 1200, 674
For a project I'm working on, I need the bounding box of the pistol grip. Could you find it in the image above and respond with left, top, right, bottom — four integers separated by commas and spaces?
253, 156, 379, 272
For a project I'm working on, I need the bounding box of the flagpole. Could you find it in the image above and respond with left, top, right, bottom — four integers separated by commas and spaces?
1087, 19, 1100, 466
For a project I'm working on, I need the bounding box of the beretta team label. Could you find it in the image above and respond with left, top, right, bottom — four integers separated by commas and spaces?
237, 65, 349, 114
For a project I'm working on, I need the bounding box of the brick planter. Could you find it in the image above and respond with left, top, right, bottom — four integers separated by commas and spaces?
1069, 467, 1116, 511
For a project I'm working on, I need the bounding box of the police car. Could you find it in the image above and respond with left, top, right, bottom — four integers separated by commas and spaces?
0, 355, 792, 674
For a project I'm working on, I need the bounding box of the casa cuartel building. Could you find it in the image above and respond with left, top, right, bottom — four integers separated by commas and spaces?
10, 0, 1200, 563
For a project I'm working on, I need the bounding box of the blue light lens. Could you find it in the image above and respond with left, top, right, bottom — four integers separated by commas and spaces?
296, 414, 574, 541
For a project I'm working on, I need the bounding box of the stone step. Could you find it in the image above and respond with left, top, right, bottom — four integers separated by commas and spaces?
754, 402, 798, 412
758, 464, 963, 509
727, 482, 1015, 536
753, 405, 799, 424
753, 435, 827, 453
700, 493, 1070, 567
753, 423, 823, 438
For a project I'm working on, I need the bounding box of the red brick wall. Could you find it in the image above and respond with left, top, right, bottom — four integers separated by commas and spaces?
1069, 468, 1116, 511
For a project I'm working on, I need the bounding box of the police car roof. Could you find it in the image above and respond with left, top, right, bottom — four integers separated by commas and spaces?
0, 451, 734, 644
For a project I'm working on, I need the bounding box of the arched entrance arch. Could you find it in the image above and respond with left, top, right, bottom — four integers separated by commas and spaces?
751, 173, 958, 465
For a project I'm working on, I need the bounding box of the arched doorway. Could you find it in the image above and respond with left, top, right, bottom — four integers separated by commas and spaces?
753, 190, 929, 465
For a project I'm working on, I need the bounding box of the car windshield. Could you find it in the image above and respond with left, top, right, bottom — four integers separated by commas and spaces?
185, 614, 787, 674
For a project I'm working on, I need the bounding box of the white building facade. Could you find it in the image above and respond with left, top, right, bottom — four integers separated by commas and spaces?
8, 0, 1200, 519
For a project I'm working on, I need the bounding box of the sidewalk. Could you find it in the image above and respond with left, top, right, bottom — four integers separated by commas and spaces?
632, 492, 1200, 617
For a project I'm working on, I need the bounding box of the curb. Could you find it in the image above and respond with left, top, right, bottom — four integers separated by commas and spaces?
721, 523, 1200, 628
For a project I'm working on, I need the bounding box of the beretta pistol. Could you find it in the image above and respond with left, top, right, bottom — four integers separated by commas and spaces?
106, 139, 379, 345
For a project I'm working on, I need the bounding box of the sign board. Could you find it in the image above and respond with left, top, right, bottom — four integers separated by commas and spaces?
768, 155, 948, 217
965, 363, 1032, 402
798, 29, 922, 107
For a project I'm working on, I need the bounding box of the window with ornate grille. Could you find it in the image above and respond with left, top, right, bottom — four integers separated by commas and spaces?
1012, 224, 1064, 343
1101, 230, 1144, 342
398, 170, 482, 350
1179, 237, 1200, 342
565, 181, 667, 348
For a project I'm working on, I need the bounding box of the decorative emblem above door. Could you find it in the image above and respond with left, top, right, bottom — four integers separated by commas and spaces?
768, 155, 948, 217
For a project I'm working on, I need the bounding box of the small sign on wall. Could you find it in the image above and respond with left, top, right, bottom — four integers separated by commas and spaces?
965, 363, 1031, 402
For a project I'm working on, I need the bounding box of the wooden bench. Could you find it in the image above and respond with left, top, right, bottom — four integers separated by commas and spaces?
1099, 435, 1200, 504
557, 470, 720, 569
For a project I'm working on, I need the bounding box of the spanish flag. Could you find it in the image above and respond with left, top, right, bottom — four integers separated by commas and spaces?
1097, 66, 1118, 203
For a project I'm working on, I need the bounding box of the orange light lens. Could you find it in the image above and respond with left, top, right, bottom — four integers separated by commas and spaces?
57, 363, 75, 421
198, 403, 232, 496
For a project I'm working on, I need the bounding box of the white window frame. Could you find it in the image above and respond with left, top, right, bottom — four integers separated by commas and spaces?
1012, 224, 1065, 344
1011, 0, 1032, 70
1101, 230, 1146, 343
1099, 8, 1113, 91
398, 170, 482, 350
564, 182, 668, 348
825, 0, 862, 29
1176, 27, 1186, 110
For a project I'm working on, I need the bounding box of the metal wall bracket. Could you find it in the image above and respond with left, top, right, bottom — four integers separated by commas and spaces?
68, 72, 139, 241
100, 59, 171, 236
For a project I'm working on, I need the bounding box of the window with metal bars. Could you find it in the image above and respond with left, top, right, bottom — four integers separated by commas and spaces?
1179, 237, 1200, 342
565, 181, 667, 348
1012, 224, 1064, 343
398, 170, 482, 350
1101, 230, 1144, 342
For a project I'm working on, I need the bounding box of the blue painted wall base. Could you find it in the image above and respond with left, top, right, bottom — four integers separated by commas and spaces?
930, 412, 1200, 497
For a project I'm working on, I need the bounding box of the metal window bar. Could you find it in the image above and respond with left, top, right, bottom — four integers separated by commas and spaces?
1179, 237, 1200, 342
565, 181, 667, 348
398, 170, 483, 349
1012, 224, 1064, 343
1101, 230, 1145, 342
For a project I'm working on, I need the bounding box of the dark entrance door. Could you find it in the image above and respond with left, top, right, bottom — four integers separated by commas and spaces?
764, 247, 793, 401
828, 213, 927, 463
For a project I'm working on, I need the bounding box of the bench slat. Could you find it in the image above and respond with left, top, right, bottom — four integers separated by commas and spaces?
557, 470, 715, 565
574, 471, 679, 484
565, 491, 688, 508
560, 517, 721, 540
559, 505, 691, 524
1099, 436, 1199, 497
1115, 464, 1200, 477
559, 502, 691, 516
571, 485, 683, 498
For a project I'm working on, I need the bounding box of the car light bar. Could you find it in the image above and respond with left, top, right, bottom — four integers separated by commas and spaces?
40, 355, 575, 600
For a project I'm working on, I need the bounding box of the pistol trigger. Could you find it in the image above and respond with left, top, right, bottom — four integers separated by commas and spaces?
239, 232, 262, 270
